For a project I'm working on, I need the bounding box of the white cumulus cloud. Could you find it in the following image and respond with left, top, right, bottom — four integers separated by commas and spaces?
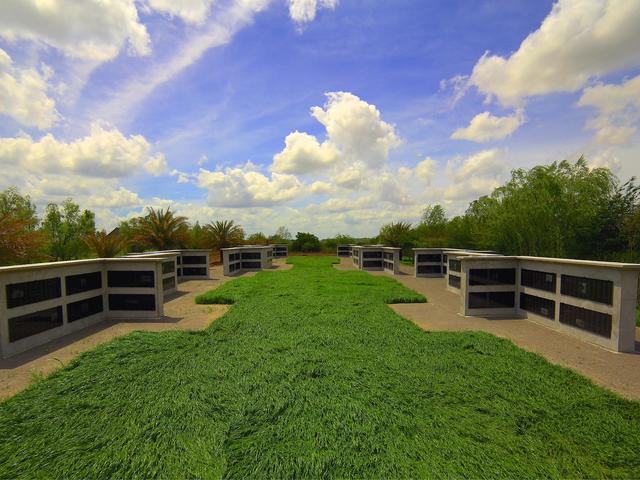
448, 148, 507, 181
144, 154, 169, 175
0, 123, 167, 178
578, 74, 640, 145
311, 92, 401, 167
86, 187, 144, 208
451, 110, 524, 142
145, 0, 215, 24
442, 149, 509, 204
415, 157, 437, 184
444, 176, 502, 202
589, 150, 622, 173
272, 131, 339, 174
309, 180, 334, 195
0, 48, 58, 129
197, 163, 304, 207
272, 92, 401, 181
469, 0, 640, 106
288, 0, 338, 24
330, 162, 367, 190
0, 0, 151, 62
21, 176, 145, 218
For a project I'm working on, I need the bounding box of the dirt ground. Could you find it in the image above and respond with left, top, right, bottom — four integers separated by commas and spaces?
0, 261, 290, 400
339, 259, 640, 400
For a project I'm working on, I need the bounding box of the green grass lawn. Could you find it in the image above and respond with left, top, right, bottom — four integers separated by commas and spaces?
1, 256, 639, 478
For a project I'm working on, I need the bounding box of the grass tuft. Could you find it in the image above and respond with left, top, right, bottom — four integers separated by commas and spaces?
195, 292, 235, 304
0, 256, 639, 478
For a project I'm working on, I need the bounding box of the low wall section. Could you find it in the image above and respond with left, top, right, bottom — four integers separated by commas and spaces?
222, 246, 273, 276
449, 254, 639, 352
0, 257, 168, 358
351, 246, 400, 275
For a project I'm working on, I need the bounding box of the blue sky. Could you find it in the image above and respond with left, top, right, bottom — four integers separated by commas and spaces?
0, 0, 639, 237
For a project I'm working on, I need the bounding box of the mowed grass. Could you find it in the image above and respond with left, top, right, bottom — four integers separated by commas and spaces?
0, 257, 639, 478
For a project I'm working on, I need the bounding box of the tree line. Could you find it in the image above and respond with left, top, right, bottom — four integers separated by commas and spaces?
1, 158, 638, 266
0, 190, 292, 266
0, 186, 367, 265
378, 158, 640, 262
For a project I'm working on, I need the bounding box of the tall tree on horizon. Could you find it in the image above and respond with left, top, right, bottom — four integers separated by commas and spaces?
42, 199, 96, 261
464, 157, 624, 258
416, 204, 449, 246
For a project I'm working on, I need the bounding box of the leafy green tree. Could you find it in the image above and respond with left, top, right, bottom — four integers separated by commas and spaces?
42, 199, 96, 261
422, 204, 447, 228
206, 220, 245, 261
416, 204, 448, 246
624, 206, 640, 256
460, 157, 631, 259
580, 178, 639, 260
117, 218, 145, 253
291, 232, 321, 252
445, 215, 474, 249
0, 187, 39, 225
130, 207, 189, 251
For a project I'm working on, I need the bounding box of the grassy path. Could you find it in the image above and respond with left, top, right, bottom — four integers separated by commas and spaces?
1, 256, 639, 478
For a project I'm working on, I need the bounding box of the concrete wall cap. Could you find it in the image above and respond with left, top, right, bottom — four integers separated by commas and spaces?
460, 254, 640, 270
127, 249, 209, 254
413, 247, 498, 254
0, 257, 165, 274
221, 245, 273, 251
125, 252, 178, 258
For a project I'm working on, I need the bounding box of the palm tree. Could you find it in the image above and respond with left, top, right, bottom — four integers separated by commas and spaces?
379, 221, 414, 258
84, 230, 126, 258
206, 220, 245, 262
132, 207, 189, 250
